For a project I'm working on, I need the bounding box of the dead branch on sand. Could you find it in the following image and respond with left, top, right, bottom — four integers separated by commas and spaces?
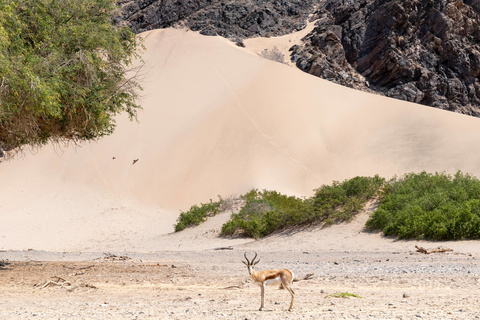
66, 283, 98, 292
35, 275, 97, 291
293, 273, 315, 282
63, 265, 94, 270
223, 280, 247, 289
415, 245, 453, 254
36, 276, 72, 289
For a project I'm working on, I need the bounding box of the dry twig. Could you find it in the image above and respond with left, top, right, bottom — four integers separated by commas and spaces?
63, 265, 94, 270
37, 276, 72, 288
415, 245, 453, 254
293, 273, 315, 282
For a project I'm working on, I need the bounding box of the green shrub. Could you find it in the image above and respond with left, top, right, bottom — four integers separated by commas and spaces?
366, 171, 480, 240
220, 189, 312, 238
313, 175, 385, 224
174, 199, 221, 232
342, 175, 385, 198
178, 172, 480, 241
220, 176, 384, 238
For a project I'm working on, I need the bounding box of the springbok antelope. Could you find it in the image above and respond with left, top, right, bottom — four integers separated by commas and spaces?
242, 252, 295, 311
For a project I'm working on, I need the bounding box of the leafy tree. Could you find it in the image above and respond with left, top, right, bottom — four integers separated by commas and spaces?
0, 0, 143, 153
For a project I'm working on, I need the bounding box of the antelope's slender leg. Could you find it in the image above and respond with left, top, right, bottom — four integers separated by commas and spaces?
285, 284, 295, 311
260, 283, 265, 311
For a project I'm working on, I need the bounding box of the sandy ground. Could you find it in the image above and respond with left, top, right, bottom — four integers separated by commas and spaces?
2, 27, 480, 319
2, 249, 480, 319
2, 206, 480, 320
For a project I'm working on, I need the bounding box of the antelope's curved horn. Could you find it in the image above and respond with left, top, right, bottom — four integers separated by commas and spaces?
252, 252, 260, 265
243, 252, 250, 265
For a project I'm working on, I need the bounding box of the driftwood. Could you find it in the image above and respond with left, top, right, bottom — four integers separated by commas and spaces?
293, 273, 315, 282
66, 283, 98, 292
223, 285, 243, 289
223, 280, 247, 289
415, 245, 453, 254
36, 276, 97, 291
37, 276, 72, 288
63, 265, 94, 270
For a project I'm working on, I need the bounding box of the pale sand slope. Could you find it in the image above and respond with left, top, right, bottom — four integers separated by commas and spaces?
1, 28, 480, 252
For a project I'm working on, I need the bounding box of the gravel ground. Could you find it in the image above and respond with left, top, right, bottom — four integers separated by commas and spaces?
1, 249, 480, 319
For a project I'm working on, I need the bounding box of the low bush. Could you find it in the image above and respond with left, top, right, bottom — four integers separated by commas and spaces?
177, 171, 480, 241
174, 199, 221, 232
312, 175, 385, 225
366, 171, 480, 240
220, 176, 384, 238
220, 189, 313, 238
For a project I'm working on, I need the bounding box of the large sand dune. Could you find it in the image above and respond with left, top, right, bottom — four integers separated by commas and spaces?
1, 28, 480, 252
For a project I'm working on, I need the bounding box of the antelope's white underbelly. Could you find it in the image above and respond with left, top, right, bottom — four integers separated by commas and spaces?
265, 277, 282, 285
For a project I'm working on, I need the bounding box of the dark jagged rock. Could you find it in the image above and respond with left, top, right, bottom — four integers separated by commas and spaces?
290, 22, 373, 92
117, 0, 320, 39
119, 0, 480, 116
293, 0, 480, 115
115, 0, 214, 32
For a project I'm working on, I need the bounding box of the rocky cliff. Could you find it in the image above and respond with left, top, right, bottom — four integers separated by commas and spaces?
293, 0, 480, 116
117, 0, 320, 40
118, 0, 480, 116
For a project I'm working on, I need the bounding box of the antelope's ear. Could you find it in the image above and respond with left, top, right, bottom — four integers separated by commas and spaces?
253, 259, 260, 266
242, 260, 248, 266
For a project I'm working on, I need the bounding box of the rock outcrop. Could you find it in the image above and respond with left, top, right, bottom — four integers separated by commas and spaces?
118, 0, 480, 116
293, 0, 480, 115
117, 0, 320, 41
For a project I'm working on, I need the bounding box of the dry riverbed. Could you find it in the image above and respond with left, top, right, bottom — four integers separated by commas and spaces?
1, 249, 480, 319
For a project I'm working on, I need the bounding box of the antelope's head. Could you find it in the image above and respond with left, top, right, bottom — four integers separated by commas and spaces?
243, 251, 260, 275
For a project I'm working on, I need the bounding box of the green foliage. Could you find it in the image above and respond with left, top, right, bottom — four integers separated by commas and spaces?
326, 292, 363, 299
220, 176, 384, 238
312, 175, 385, 225
0, 0, 143, 151
366, 171, 480, 240
179, 171, 480, 241
174, 199, 221, 232
220, 189, 313, 238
